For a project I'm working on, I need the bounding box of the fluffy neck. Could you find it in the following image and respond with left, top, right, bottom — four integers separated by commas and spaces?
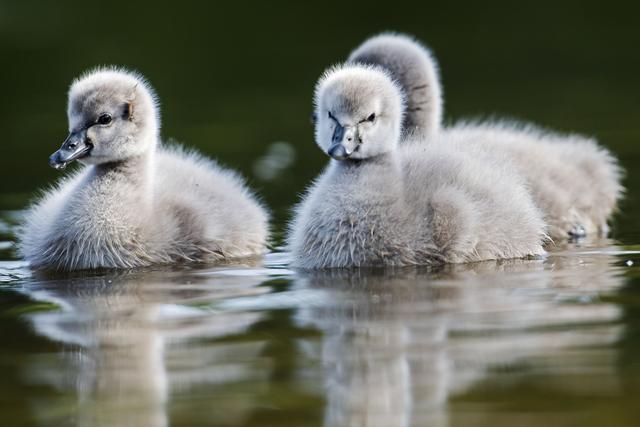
78, 141, 156, 222
335, 150, 400, 169
93, 150, 154, 187
329, 151, 404, 205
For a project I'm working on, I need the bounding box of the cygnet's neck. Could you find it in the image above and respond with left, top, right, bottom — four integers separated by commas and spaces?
83, 140, 156, 217
330, 150, 404, 205
333, 150, 400, 172
94, 149, 154, 187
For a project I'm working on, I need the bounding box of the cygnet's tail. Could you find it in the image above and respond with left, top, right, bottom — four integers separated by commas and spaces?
348, 33, 443, 138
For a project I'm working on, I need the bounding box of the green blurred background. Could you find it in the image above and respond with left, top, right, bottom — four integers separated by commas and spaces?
1, 0, 638, 238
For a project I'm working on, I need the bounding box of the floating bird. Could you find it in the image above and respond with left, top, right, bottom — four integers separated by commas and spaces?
288, 64, 546, 268
20, 68, 269, 270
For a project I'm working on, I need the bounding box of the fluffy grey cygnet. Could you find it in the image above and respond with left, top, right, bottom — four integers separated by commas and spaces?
444, 122, 623, 239
287, 64, 546, 268
19, 68, 268, 271
348, 33, 624, 240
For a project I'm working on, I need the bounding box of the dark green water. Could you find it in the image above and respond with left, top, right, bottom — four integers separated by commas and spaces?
1, 1, 640, 426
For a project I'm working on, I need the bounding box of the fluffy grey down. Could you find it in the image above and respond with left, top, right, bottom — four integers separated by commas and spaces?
20, 68, 268, 270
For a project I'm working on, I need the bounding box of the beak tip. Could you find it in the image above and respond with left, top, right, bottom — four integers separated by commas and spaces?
49, 133, 93, 170
328, 144, 350, 161
49, 153, 66, 170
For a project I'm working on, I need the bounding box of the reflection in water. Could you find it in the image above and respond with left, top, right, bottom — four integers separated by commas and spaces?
21, 264, 275, 427
12, 245, 632, 426
294, 247, 626, 427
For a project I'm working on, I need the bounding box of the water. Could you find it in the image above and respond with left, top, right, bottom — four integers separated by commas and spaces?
2, 0, 640, 425
1, 230, 640, 426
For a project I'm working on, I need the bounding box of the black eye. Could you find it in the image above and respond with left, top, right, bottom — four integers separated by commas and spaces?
97, 113, 112, 125
366, 113, 376, 122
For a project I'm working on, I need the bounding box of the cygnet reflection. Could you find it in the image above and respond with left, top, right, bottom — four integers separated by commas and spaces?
20, 262, 274, 427
295, 247, 625, 427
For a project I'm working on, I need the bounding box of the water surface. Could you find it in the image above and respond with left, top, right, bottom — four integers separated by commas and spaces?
1, 229, 640, 426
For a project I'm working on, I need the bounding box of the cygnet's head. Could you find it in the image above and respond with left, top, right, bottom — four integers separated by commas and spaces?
49, 67, 160, 169
314, 64, 404, 161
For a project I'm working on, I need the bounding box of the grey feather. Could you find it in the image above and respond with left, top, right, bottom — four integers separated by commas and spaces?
349, 33, 624, 240
19, 68, 269, 271
348, 32, 443, 138
288, 64, 546, 268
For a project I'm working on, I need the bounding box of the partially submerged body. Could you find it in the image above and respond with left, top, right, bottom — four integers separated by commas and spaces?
22, 147, 267, 270
20, 69, 268, 271
441, 122, 623, 240
288, 65, 545, 268
290, 138, 546, 268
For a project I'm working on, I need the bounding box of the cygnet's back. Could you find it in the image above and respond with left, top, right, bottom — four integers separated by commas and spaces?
152, 146, 268, 259
442, 122, 623, 239
399, 135, 547, 260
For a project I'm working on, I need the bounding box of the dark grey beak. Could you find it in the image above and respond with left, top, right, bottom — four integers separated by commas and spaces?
328, 144, 350, 160
49, 131, 93, 170
327, 123, 353, 160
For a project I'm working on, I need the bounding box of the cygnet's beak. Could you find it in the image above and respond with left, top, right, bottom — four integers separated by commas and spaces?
328, 144, 351, 160
49, 130, 93, 170
327, 123, 356, 160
